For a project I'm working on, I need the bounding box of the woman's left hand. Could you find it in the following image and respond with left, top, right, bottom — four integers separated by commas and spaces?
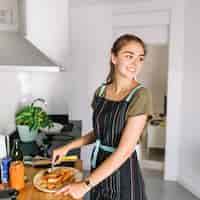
55, 181, 90, 199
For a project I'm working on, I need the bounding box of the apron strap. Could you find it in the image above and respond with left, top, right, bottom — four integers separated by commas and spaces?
98, 84, 143, 99
91, 139, 115, 168
125, 84, 144, 102
98, 84, 106, 97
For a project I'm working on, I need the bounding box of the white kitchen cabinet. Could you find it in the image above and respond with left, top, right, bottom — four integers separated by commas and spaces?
147, 123, 166, 151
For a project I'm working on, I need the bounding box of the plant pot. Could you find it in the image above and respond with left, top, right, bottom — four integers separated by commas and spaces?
17, 125, 38, 142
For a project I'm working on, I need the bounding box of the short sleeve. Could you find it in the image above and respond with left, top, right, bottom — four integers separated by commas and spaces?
126, 88, 153, 119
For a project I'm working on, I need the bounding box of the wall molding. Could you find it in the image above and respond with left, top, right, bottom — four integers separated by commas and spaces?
113, 9, 170, 27
113, 8, 170, 17
112, 1, 172, 14
113, 24, 169, 44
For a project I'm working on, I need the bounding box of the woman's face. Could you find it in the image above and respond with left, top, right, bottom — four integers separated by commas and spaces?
111, 41, 145, 81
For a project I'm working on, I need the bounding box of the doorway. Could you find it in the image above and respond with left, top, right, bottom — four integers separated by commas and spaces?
113, 24, 169, 177
138, 43, 168, 175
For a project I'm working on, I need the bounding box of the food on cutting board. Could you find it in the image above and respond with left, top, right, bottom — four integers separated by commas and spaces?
38, 168, 75, 190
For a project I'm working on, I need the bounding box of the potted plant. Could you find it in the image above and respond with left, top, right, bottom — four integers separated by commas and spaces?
15, 102, 53, 142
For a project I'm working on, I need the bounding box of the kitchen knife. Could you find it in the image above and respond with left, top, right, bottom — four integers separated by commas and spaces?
32, 155, 78, 167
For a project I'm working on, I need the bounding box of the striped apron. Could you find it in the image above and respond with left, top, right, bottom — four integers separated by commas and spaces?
90, 83, 148, 200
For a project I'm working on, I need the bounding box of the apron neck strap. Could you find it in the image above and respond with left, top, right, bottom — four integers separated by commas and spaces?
98, 84, 106, 97
97, 83, 143, 101
125, 84, 143, 102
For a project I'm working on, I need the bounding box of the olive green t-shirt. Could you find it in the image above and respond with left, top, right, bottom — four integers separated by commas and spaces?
125, 87, 153, 119
91, 85, 153, 143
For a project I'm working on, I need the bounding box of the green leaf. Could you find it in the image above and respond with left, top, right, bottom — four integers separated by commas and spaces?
15, 104, 52, 131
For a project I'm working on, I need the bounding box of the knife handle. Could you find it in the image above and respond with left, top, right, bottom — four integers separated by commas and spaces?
61, 155, 78, 162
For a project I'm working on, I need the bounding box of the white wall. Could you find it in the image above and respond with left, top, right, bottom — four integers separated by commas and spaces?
178, 0, 200, 198
22, 0, 69, 69
31, 72, 72, 114
0, 72, 21, 136
164, 0, 184, 181
0, 71, 28, 158
69, 5, 113, 169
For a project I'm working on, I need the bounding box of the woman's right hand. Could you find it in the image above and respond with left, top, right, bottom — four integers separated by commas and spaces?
52, 145, 71, 165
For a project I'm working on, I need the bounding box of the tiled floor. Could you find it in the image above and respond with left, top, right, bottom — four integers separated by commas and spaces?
83, 169, 199, 200
143, 169, 199, 200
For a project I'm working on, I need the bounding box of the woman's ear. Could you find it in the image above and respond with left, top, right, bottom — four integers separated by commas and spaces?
111, 53, 117, 65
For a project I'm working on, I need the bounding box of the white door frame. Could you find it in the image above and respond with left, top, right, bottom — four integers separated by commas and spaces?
112, 3, 184, 181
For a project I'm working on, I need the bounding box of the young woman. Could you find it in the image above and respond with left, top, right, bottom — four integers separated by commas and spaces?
53, 34, 152, 200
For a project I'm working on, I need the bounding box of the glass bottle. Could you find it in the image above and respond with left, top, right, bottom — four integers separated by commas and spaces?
11, 139, 23, 161
10, 139, 25, 190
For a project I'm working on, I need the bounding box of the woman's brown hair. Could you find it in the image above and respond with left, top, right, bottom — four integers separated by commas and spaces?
106, 34, 146, 84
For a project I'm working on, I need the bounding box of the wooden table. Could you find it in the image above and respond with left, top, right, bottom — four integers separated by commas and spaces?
17, 160, 83, 200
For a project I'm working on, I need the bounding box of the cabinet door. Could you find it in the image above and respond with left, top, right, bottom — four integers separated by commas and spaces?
147, 125, 165, 149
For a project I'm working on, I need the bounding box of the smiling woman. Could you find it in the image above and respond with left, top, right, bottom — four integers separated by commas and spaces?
87, 34, 152, 200
52, 33, 152, 200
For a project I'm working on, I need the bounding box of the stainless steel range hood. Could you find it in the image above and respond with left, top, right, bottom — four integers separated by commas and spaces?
0, 32, 60, 72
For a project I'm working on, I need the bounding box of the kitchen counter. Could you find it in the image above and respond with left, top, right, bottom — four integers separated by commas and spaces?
17, 159, 83, 200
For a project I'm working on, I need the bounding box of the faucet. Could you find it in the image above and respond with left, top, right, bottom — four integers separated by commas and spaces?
31, 98, 47, 108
